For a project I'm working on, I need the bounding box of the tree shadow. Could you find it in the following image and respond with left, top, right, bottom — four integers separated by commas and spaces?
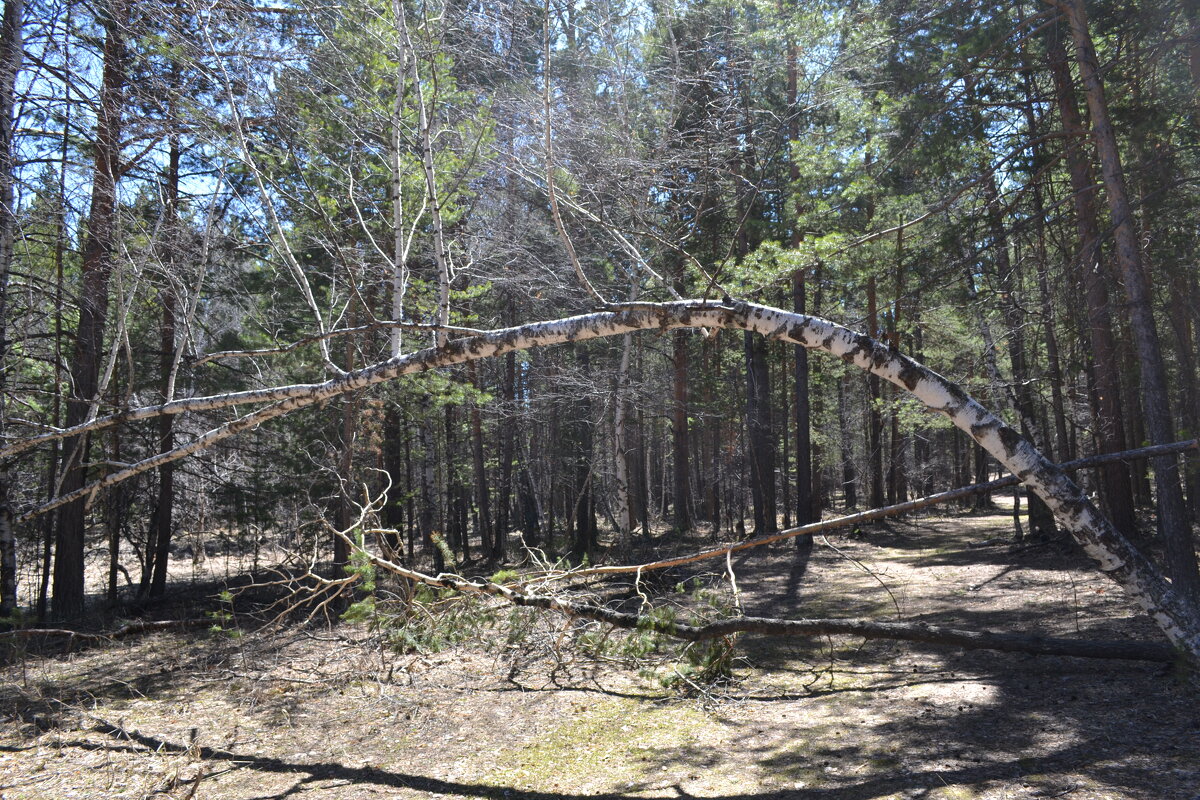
58, 688, 1199, 800
783, 537, 815, 602
6, 509, 1196, 800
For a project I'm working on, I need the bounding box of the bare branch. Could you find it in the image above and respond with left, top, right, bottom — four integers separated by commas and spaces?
542, 0, 606, 307
189, 321, 489, 367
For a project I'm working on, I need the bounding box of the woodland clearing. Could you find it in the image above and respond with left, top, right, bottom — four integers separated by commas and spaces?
2, 502, 1197, 800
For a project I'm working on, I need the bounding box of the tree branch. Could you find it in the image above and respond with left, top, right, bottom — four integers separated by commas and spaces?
333, 528, 1175, 664
6, 298, 1199, 663
559, 438, 1200, 579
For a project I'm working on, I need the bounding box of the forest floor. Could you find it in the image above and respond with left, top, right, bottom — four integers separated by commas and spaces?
2, 502, 1199, 800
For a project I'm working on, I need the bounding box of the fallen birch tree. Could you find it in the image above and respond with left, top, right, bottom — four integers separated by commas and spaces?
361, 561, 1180, 664
8, 299, 1200, 665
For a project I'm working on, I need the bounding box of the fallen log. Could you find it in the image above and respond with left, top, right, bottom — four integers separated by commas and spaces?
341, 535, 1178, 663
569, 438, 1200, 579
537, 604, 1178, 664
0, 618, 211, 642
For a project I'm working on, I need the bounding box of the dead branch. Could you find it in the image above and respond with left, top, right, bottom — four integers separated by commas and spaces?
0, 618, 212, 642
189, 321, 488, 367
334, 529, 1176, 663
6, 298, 1200, 663
565, 437, 1200, 580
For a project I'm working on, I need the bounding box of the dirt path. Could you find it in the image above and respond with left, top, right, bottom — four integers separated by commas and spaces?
2, 509, 1198, 799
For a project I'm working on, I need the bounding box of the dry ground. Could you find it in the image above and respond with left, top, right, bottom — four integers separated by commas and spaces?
2, 505, 1199, 800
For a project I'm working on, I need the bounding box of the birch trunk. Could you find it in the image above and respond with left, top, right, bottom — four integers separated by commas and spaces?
396, 3, 450, 345
12, 298, 1200, 661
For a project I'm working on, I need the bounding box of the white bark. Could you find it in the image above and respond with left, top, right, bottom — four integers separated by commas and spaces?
613, 330, 634, 546
9, 299, 1200, 662
389, 1, 409, 359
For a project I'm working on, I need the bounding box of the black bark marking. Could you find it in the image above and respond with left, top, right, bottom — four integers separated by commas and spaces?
997, 425, 1025, 459
897, 358, 924, 391
970, 418, 1002, 441
942, 381, 972, 408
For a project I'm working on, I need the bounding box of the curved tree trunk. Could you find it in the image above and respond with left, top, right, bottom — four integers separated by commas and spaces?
15, 299, 1200, 664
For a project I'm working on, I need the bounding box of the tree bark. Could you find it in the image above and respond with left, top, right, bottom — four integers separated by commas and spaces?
837, 372, 857, 509
613, 332, 635, 551
382, 404, 405, 558
334, 301, 358, 570
982, 168, 1057, 540
672, 330, 692, 532
146, 120, 182, 600
397, 1, 450, 345
1063, 0, 1200, 602
14, 298, 1200, 663
1167, 276, 1200, 521
419, 405, 440, 573
1019, 59, 1070, 463
568, 345, 596, 563
1045, 18, 1137, 537
0, 0, 23, 621
55, 0, 129, 618
866, 276, 885, 510
495, 351, 516, 560
468, 361, 493, 560
788, 17, 813, 530
745, 332, 777, 534
886, 249, 906, 507
793, 271, 812, 527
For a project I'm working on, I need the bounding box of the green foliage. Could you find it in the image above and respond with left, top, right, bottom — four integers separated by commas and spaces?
579, 580, 741, 691
489, 569, 520, 584
340, 530, 379, 624
207, 590, 241, 638
380, 589, 500, 655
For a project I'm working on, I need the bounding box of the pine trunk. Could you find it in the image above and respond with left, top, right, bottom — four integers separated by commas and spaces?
55, 0, 128, 618
1064, 0, 1200, 602
0, 0, 22, 620
1047, 17, 1139, 528
672, 330, 691, 532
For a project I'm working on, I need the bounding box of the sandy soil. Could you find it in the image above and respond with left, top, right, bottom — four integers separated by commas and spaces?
2, 507, 1198, 800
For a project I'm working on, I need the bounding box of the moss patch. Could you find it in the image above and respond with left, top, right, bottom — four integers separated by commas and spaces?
488, 697, 714, 793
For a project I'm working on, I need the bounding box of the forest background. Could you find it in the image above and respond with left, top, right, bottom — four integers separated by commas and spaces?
0, 0, 1199, 661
